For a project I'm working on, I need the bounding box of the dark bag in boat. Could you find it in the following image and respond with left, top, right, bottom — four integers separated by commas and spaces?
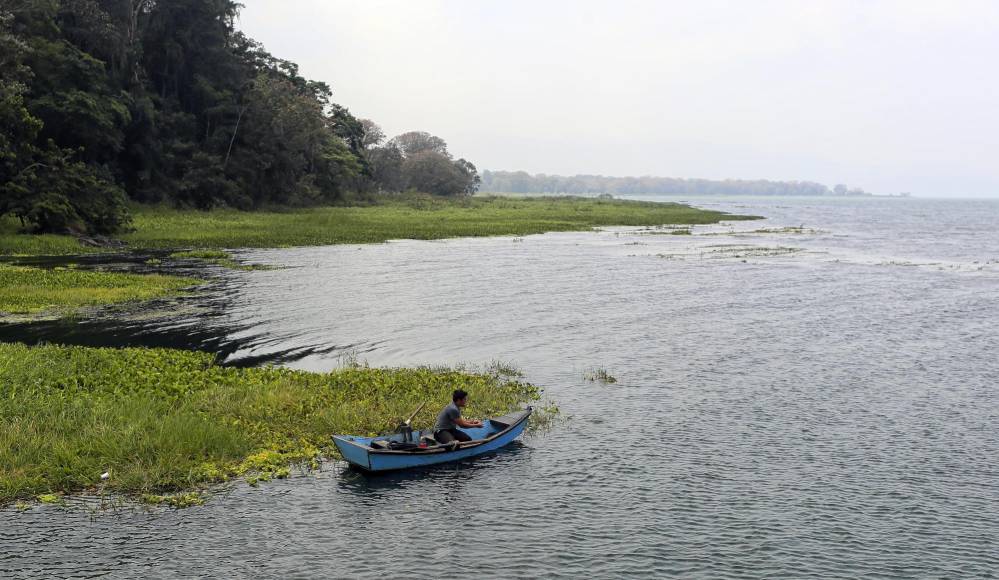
387, 441, 419, 451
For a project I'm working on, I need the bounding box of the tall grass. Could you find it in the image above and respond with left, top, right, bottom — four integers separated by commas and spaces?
0, 343, 544, 504
0, 217, 103, 256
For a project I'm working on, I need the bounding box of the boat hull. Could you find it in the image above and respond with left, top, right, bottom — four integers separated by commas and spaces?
333, 409, 531, 472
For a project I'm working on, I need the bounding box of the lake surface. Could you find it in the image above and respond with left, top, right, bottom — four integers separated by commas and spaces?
3, 196, 998, 578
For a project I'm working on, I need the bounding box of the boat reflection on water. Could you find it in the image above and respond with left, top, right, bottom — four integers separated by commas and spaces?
334, 441, 532, 497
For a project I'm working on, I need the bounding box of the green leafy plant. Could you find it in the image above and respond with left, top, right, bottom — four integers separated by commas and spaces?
0, 343, 550, 506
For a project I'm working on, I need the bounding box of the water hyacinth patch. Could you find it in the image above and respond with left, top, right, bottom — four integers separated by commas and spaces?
0, 343, 546, 506
0, 264, 201, 316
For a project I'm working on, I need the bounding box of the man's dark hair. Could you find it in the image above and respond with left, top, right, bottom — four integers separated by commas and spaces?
452, 389, 468, 402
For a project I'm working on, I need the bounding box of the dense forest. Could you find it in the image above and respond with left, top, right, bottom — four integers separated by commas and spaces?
481, 171, 871, 197
0, 0, 479, 235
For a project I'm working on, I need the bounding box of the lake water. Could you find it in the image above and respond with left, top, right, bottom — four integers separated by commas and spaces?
3, 196, 998, 578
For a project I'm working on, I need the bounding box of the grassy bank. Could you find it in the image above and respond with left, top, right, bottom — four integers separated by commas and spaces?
0, 343, 543, 506
0, 264, 201, 316
1, 195, 758, 256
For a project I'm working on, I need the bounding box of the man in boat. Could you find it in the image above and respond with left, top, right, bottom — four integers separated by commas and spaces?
433, 389, 482, 444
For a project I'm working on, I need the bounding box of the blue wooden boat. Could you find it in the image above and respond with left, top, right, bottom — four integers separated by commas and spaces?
332, 408, 532, 472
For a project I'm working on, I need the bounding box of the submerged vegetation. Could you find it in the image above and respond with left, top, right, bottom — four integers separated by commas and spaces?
704, 245, 802, 258
0, 343, 546, 506
698, 225, 823, 236
0, 264, 200, 316
749, 226, 818, 235
654, 245, 804, 261
167, 249, 273, 271
141, 492, 206, 508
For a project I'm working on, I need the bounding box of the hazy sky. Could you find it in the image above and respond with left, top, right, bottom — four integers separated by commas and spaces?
239, 1, 999, 197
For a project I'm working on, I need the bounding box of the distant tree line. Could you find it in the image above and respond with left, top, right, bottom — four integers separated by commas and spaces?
0, 0, 478, 235
481, 171, 870, 197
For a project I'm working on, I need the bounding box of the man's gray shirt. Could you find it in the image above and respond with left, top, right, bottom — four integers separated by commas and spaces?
434, 402, 461, 432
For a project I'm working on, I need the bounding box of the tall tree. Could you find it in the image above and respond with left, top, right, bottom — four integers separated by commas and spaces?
389, 130, 449, 157
1, 6, 130, 234
1, 0, 480, 230
402, 151, 477, 197
359, 118, 385, 149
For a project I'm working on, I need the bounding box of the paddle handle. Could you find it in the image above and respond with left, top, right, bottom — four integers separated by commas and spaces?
404, 401, 427, 426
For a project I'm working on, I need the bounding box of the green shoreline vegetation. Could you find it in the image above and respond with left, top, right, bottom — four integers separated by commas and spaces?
0, 196, 757, 319
0, 0, 774, 515
1, 195, 758, 257
0, 343, 545, 507
0, 264, 200, 316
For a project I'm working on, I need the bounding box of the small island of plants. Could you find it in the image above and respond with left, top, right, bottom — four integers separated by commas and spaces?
0, 342, 547, 507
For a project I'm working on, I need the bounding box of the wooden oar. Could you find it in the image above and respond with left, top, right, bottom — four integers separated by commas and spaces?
404, 401, 427, 427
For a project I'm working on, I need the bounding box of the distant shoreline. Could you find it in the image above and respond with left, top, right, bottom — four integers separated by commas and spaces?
480, 170, 880, 197
478, 191, 908, 199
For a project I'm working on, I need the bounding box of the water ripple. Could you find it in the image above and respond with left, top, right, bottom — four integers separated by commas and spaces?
3, 198, 999, 578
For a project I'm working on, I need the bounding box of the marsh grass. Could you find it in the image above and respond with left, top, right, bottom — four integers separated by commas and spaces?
0, 343, 545, 505
486, 359, 525, 378
654, 245, 804, 261
124, 196, 756, 249
168, 250, 230, 260
0, 217, 106, 256
703, 245, 802, 258
0, 264, 201, 315
141, 492, 206, 508
749, 226, 818, 235
635, 223, 702, 235
699, 225, 824, 237
1, 196, 757, 256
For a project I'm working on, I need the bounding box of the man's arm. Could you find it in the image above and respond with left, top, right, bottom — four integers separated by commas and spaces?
457, 417, 482, 428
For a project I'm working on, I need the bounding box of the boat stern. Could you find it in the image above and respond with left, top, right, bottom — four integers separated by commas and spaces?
332, 435, 372, 471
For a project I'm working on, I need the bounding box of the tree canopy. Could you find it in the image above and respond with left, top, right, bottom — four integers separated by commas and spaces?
0, 0, 479, 234
363, 124, 480, 198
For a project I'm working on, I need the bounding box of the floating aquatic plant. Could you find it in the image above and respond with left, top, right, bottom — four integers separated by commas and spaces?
0, 343, 552, 507
584, 368, 618, 384
0, 264, 201, 316
141, 492, 206, 508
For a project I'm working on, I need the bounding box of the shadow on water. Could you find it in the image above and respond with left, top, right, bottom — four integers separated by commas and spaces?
0, 254, 355, 367
335, 441, 532, 496
0, 250, 209, 276
0, 313, 352, 368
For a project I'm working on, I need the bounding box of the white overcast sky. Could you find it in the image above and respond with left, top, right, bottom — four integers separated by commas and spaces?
238, 1, 999, 197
